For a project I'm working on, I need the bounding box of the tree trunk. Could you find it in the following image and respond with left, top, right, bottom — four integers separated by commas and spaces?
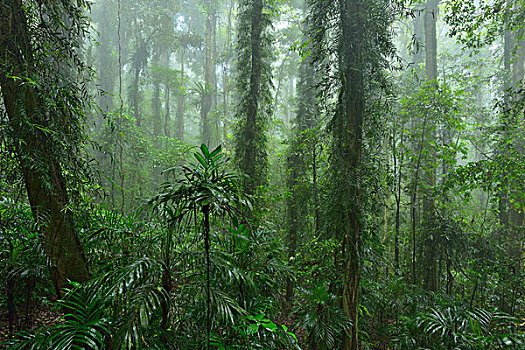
176, 48, 186, 141
203, 205, 211, 350
222, 0, 234, 145
422, 0, 439, 293
286, 54, 316, 306
0, 0, 90, 298
95, 0, 116, 124
132, 16, 142, 127
235, 0, 266, 197
165, 81, 171, 138
424, 0, 439, 84
413, 3, 425, 69
153, 63, 162, 136
202, 0, 216, 147
338, 0, 364, 348
164, 48, 171, 138
506, 14, 524, 311
244, 0, 263, 196
393, 122, 404, 275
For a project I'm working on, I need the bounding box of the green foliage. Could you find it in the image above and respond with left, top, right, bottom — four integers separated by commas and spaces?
93, 109, 191, 211
296, 283, 351, 349
4, 1, 525, 349
152, 144, 248, 218
392, 304, 524, 349
7, 257, 167, 350
234, 0, 276, 197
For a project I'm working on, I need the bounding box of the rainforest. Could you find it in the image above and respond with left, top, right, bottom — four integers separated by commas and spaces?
0, 0, 524, 349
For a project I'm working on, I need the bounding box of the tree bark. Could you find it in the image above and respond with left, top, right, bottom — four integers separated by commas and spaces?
202, 0, 217, 147
176, 48, 186, 140
236, 0, 265, 197
0, 0, 90, 297
286, 54, 316, 306
338, 0, 364, 348
153, 62, 162, 136
95, 0, 116, 123
413, 3, 425, 69
422, 0, 439, 293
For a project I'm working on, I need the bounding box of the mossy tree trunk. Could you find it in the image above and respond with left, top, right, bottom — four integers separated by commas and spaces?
0, 0, 90, 298
338, 0, 364, 348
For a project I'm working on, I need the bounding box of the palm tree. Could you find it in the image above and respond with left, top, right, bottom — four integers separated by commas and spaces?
152, 144, 250, 350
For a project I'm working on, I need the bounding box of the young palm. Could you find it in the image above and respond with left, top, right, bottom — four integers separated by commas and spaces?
152, 144, 250, 350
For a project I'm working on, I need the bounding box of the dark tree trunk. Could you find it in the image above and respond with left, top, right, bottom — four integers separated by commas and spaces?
286, 53, 317, 305
0, 0, 90, 298
244, 0, 263, 194
203, 205, 211, 350
338, 1, 364, 348
236, 0, 266, 197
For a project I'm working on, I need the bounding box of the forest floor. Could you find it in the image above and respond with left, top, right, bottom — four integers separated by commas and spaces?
0, 303, 63, 348
0, 303, 397, 349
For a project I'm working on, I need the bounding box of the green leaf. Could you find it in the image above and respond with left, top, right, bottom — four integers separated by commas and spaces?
194, 153, 206, 167
247, 323, 259, 335
200, 144, 210, 158
262, 322, 277, 332
210, 145, 222, 158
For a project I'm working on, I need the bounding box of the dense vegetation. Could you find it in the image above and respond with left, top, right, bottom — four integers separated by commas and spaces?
0, 0, 524, 349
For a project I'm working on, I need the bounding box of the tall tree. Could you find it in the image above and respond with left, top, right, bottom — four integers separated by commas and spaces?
202, 0, 218, 147
286, 52, 317, 305
93, 0, 117, 121
176, 40, 187, 141
175, 32, 195, 141
422, 0, 439, 292
234, 0, 274, 197
161, 14, 174, 138
308, 0, 395, 348
413, 2, 425, 69
0, 0, 90, 296
499, 0, 524, 311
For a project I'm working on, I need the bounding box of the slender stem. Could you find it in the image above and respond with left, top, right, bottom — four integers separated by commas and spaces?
203, 205, 211, 350
412, 114, 429, 285
117, 0, 124, 211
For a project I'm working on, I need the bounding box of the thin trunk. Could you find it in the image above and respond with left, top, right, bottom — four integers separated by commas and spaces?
393, 125, 404, 274
313, 142, 320, 233
411, 116, 429, 285
203, 205, 211, 350
508, 22, 524, 307
153, 63, 162, 136
164, 48, 171, 138
165, 82, 171, 137
133, 16, 141, 127
7, 241, 17, 333
176, 48, 186, 140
